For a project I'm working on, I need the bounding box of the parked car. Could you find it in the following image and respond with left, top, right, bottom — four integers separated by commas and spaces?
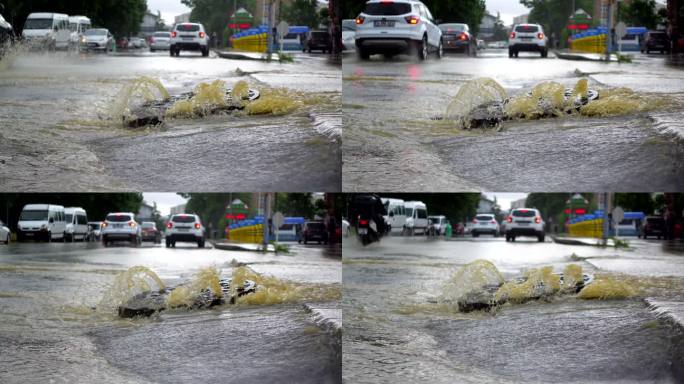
141, 221, 162, 243
342, 19, 356, 51
127, 36, 146, 49
298, 221, 329, 244
0, 220, 10, 244
149, 31, 171, 52
22, 12, 71, 50
382, 197, 407, 235
641, 30, 670, 54
508, 23, 548, 58
471, 214, 498, 237
404, 201, 429, 235
438, 23, 476, 56
81, 28, 113, 52
87, 221, 103, 241
639, 216, 665, 239
101, 212, 141, 246
165, 213, 205, 248
505, 208, 545, 242
17, 204, 66, 242
342, 219, 350, 237
64, 207, 88, 242
68, 15, 91, 48
354, 0, 443, 60
170, 22, 209, 57
303, 30, 332, 53
428, 215, 448, 236
116, 37, 128, 50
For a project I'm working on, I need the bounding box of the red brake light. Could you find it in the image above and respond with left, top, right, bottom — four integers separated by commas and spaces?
537, 33, 544, 40
491, 220, 496, 224
128, 221, 136, 227
167, 222, 173, 229
405, 15, 420, 25
172, 31, 177, 38
355, 16, 365, 25
199, 32, 205, 38
535, 217, 541, 224
507, 217, 513, 223
472, 219, 477, 224
359, 219, 369, 226
150, 37, 155, 43
510, 32, 516, 39
460, 33, 468, 41
102, 221, 109, 228
194, 223, 201, 229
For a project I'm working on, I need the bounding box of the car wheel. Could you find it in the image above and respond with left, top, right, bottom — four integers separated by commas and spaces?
541, 49, 548, 58
202, 48, 209, 57
170, 48, 174, 57
198, 239, 205, 248
165, 239, 171, 248
418, 35, 428, 60
646, 49, 650, 54
509, 48, 513, 58
538, 234, 545, 242
512, 236, 516, 242
304, 238, 308, 245
514, 51, 519, 58
505, 235, 510, 242
436, 41, 443, 59
318, 240, 321, 245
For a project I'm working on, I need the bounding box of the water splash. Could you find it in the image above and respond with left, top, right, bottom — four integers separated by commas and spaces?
96, 266, 165, 314
244, 88, 301, 116
439, 260, 504, 310
231, 266, 340, 305
577, 276, 637, 300
165, 80, 229, 118
166, 266, 222, 308
495, 266, 561, 304
445, 77, 507, 125
109, 76, 170, 123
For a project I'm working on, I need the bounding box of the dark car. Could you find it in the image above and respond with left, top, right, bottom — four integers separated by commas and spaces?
641, 31, 670, 54
298, 221, 329, 244
0, 9, 14, 58
640, 216, 665, 239
303, 30, 332, 53
141, 221, 161, 243
438, 23, 476, 56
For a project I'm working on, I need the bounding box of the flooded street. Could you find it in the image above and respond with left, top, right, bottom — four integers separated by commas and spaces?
343, 50, 684, 191
0, 241, 342, 383
0, 50, 341, 191
342, 235, 684, 383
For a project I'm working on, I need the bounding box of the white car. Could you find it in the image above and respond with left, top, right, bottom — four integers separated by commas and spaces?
88, 221, 103, 241
342, 19, 356, 51
170, 23, 209, 57
17, 204, 66, 242
149, 31, 171, 52
68, 16, 91, 49
404, 201, 429, 235
101, 212, 141, 246
505, 208, 545, 242
428, 215, 448, 235
354, 0, 442, 60
0, 220, 10, 244
22, 12, 71, 50
81, 28, 113, 52
165, 213, 205, 248
64, 207, 89, 242
509, 23, 548, 58
471, 214, 499, 237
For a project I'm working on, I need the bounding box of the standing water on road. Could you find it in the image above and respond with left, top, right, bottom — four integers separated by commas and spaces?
0, 51, 341, 191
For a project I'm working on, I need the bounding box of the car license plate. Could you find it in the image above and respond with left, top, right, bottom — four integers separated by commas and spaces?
518, 222, 529, 226
374, 20, 395, 28
113, 224, 123, 228
521, 37, 532, 40
25, 233, 33, 237
178, 228, 189, 231
358, 228, 368, 235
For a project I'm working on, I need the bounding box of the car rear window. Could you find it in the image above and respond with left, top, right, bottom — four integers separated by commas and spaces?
142, 223, 155, 228
307, 222, 325, 229
515, 25, 539, 33
512, 210, 536, 217
363, 3, 412, 16
647, 217, 664, 224
172, 215, 196, 223
440, 24, 466, 32
312, 32, 328, 38
176, 24, 200, 32
106, 214, 132, 222
476, 215, 494, 221
154, 32, 171, 37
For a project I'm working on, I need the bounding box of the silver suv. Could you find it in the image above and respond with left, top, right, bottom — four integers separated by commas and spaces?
101, 212, 141, 246
354, 0, 442, 60
505, 208, 545, 242
165, 213, 206, 248
509, 23, 548, 58
170, 23, 209, 57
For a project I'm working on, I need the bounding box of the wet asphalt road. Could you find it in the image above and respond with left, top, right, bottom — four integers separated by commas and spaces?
0, 240, 342, 383
0, 49, 341, 192
342, 234, 684, 383
343, 49, 684, 191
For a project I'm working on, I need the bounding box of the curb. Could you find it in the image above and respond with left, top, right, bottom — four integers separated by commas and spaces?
214, 50, 279, 61
644, 298, 684, 382
210, 241, 275, 252
554, 50, 616, 62
303, 303, 341, 338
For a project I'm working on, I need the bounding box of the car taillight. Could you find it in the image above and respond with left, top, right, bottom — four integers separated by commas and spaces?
460, 33, 468, 41
507, 217, 513, 223
491, 220, 496, 224
535, 217, 541, 224
167, 222, 173, 229
102, 221, 109, 228
472, 219, 477, 224
355, 16, 365, 25
172, 31, 177, 38
405, 15, 420, 25
510, 32, 516, 39
128, 221, 136, 227
150, 37, 155, 43
199, 32, 205, 38
194, 223, 201, 229
537, 33, 544, 40
359, 219, 368, 226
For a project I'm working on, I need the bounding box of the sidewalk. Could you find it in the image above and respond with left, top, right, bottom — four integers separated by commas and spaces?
554, 49, 617, 62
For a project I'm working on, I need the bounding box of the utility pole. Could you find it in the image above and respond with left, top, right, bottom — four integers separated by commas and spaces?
266, 0, 275, 59
606, 0, 613, 61
262, 193, 271, 252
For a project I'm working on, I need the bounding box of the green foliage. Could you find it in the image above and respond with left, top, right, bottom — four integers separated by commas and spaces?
492, 13, 509, 41
182, 193, 254, 238
619, 0, 662, 30
519, 0, 593, 48
182, 0, 257, 46
341, 0, 486, 35
281, 0, 320, 28
614, 194, 654, 214
0, 193, 143, 229
2, 0, 148, 37
273, 193, 316, 218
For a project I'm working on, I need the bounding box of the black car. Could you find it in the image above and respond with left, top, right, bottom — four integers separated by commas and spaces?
642, 31, 670, 54
303, 30, 332, 53
640, 216, 665, 239
438, 23, 476, 56
298, 221, 329, 244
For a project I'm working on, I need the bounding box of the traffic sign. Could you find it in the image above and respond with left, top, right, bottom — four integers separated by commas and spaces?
612, 206, 624, 224
615, 22, 626, 39
276, 21, 289, 37
272, 212, 284, 228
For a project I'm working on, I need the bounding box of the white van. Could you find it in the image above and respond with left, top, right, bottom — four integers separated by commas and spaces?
17, 204, 66, 242
381, 198, 406, 235
64, 207, 88, 242
22, 13, 71, 50
404, 201, 429, 235
68, 16, 91, 47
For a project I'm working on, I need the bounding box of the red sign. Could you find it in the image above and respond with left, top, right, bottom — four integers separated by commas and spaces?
564, 209, 571, 214
574, 208, 586, 215
225, 213, 247, 220
229, 23, 252, 29
568, 24, 589, 30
